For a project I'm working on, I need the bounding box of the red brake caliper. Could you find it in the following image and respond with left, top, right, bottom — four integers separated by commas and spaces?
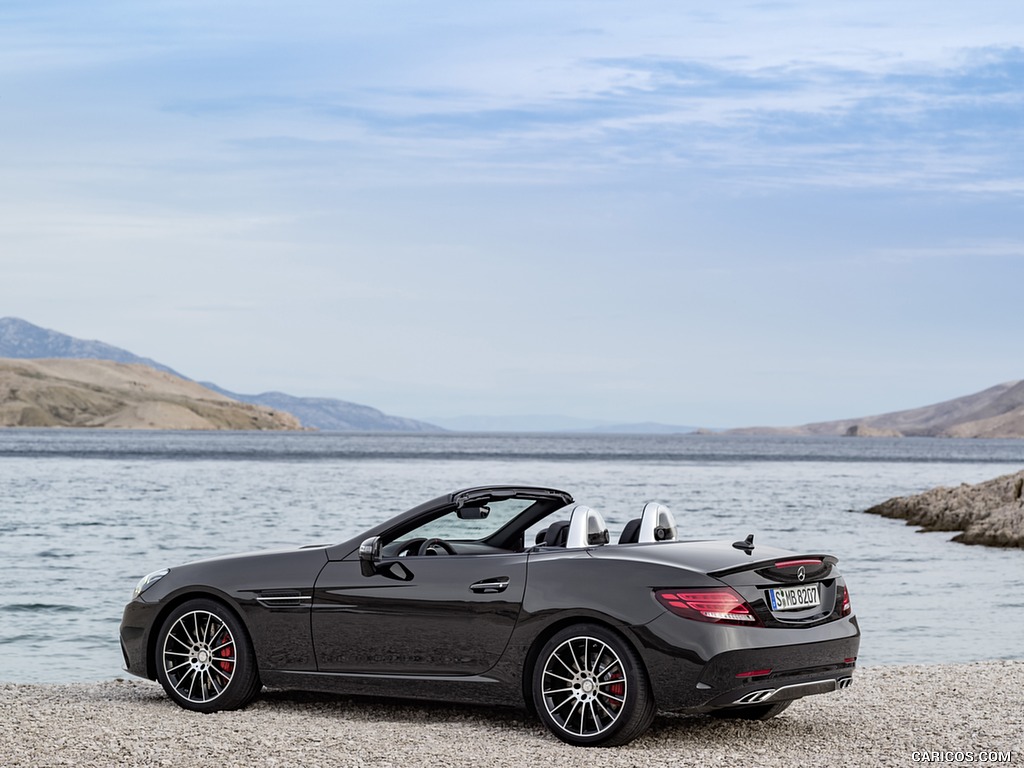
604, 671, 624, 709
219, 633, 233, 673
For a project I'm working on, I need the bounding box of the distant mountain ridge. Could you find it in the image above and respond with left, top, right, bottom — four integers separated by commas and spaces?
10, 318, 1017, 437
202, 384, 439, 432
731, 380, 1024, 439
0, 317, 441, 432
0, 317, 184, 378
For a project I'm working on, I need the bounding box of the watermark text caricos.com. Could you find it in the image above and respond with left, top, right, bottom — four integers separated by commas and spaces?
912, 752, 1014, 764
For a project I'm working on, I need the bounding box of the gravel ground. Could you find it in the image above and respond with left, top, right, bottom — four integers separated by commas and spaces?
2, 662, 1022, 767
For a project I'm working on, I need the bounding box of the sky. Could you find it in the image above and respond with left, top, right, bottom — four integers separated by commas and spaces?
2, 1, 1023, 428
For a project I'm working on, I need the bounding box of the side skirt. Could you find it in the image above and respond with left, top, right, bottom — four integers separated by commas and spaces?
260, 669, 523, 708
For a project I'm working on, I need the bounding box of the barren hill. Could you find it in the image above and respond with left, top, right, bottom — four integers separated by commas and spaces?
0, 358, 302, 430
0, 317, 441, 432
731, 380, 1024, 438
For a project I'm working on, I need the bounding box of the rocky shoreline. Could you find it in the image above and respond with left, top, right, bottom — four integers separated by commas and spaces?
865, 469, 1024, 548
1, 663, 1021, 767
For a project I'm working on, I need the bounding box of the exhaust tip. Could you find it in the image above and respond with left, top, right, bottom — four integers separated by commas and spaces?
735, 689, 777, 704
728, 676, 852, 706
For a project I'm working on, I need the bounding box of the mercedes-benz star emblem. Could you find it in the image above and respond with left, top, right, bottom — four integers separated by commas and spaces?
797, 565, 806, 582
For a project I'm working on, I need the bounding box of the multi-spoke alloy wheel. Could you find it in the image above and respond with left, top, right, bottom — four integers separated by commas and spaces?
533, 624, 655, 747
162, 609, 236, 703
542, 635, 626, 736
156, 599, 260, 713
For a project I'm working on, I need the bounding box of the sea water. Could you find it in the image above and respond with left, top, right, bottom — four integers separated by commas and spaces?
0, 430, 1021, 683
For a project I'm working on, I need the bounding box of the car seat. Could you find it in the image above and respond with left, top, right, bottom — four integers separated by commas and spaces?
565, 505, 610, 548
536, 520, 571, 547
618, 502, 677, 543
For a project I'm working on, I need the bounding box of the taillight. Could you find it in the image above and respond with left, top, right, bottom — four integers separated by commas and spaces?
838, 585, 852, 616
774, 559, 822, 569
655, 587, 763, 627
736, 668, 772, 678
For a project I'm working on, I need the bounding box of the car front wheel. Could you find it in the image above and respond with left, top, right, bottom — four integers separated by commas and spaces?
155, 598, 261, 713
532, 623, 655, 747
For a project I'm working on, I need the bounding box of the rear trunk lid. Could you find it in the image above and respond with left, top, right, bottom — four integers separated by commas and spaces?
710, 553, 846, 627
592, 539, 848, 627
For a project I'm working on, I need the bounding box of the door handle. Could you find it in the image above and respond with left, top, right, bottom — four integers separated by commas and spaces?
470, 576, 510, 594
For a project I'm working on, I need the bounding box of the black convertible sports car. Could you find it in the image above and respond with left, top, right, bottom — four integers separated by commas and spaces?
120, 485, 859, 746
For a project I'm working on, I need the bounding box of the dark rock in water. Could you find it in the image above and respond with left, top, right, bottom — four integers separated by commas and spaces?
865, 470, 1024, 549
844, 424, 902, 437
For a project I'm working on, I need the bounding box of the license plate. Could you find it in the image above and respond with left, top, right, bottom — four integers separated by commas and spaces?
768, 584, 820, 611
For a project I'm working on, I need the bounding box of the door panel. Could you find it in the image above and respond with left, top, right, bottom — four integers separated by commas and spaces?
312, 553, 528, 675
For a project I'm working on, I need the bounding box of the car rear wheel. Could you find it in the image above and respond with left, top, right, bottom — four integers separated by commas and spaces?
155, 598, 261, 713
533, 623, 655, 747
710, 700, 792, 720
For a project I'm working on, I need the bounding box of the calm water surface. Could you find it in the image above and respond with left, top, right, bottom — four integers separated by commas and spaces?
0, 430, 1021, 683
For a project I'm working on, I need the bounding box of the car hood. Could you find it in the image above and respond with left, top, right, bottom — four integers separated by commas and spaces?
171, 543, 330, 569
137, 544, 330, 604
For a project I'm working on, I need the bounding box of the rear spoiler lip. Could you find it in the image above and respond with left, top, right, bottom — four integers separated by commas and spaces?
709, 553, 839, 578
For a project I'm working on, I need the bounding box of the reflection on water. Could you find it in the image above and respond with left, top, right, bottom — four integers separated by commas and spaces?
0, 430, 1021, 682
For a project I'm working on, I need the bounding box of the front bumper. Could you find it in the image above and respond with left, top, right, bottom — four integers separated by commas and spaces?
119, 599, 161, 680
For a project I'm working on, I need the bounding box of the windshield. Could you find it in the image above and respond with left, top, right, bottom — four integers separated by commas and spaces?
394, 497, 537, 543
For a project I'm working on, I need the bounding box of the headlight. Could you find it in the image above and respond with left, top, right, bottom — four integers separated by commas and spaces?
132, 568, 169, 599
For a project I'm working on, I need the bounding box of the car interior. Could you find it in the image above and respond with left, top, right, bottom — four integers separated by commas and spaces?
381, 498, 679, 558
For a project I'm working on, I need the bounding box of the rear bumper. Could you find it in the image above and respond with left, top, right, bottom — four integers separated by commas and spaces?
693, 648, 856, 710
631, 613, 860, 712
706, 673, 853, 708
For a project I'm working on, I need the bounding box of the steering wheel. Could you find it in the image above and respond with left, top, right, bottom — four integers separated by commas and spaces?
395, 538, 427, 557
417, 537, 457, 556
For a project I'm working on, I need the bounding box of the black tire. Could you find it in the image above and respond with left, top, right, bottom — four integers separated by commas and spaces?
155, 598, 261, 713
710, 700, 792, 720
532, 623, 655, 747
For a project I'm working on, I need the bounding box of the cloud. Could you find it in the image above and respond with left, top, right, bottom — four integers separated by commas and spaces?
147, 43, 1024, 197
874, 240, 1024, 263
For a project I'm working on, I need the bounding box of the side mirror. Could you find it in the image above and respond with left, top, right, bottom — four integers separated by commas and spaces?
359, 536, 382, 577
457, 504, 490, 520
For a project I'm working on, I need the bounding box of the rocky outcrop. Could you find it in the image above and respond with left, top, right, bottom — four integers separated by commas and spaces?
865, 470, 1024, 548
0, 358, 302, 430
